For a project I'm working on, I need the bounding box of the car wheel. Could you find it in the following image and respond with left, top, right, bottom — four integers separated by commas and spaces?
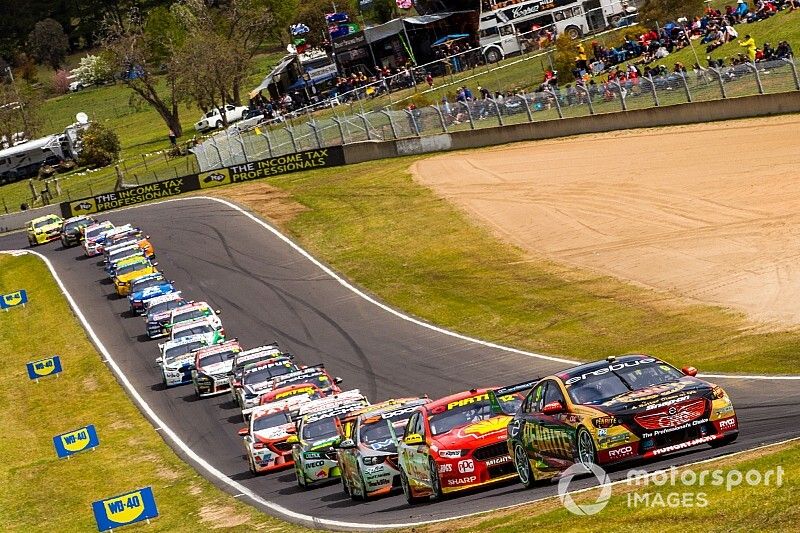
513, 441, 535, 488
249, 455, 257, 475
215, 120, 223, 129
400, 467, 424, 504
565, 26, 582, 39
28, 238, 35, 247
485, 48, 502, 64
710, 433, 738, 448
576, 427, 597, 468
428, 458, 443, 501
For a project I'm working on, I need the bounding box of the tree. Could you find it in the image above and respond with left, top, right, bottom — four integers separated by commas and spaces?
638, 0, 704, 27
102, 9, 184, 136
28, 18, 70, 69
0, 80, 43, 145
52, 69, 70, 94
264, 0, 299, 46
73, 54, 115, 85
553, 34, 580, 84
78, 123, 121, 168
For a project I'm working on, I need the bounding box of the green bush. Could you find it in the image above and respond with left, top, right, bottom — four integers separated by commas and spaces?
78, 123, 121, 168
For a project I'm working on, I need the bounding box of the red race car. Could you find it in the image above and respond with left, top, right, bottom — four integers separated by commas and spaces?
396, 388, 523, 503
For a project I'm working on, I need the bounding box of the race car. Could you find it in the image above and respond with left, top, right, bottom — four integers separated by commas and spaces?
102, 229, 155, 260
235, 357, 300, 414
59, 215, 95, 247
505, 355, 739, 488
191, 340, 242, 397
397, 388, 523, 503
168, 317, 226, 345
156, 334, 209, 387
112, 257, 158, 296
83, 221, 115, 256
228, 344, 285, 403
128, 275, 175, 315
288, 390, 370, 488
165, 301, 222, 333
144, 292, 187, 339
91, 223, 136, 255
26, 214, 63, 246
238, 394, 316, 474
338, 397, 431, 500
267, 365, 344, 398
104, 244, 146, 275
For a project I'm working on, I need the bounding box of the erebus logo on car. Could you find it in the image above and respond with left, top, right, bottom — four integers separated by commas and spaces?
457, 459, 475, 473
565, 358, 657, 385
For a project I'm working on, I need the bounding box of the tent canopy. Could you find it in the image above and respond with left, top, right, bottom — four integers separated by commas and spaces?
432, 33, 470, 46
250, 54, 296, 96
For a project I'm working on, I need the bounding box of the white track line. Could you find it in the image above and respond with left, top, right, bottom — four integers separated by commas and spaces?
4, 196, 800, 529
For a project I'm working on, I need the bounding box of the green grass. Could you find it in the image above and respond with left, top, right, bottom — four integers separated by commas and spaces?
0, 254, 309, 532
216, 155, 800, 376
414, 439, 800, 533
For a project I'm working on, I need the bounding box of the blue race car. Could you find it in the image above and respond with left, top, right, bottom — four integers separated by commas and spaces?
128, 274, 176, 315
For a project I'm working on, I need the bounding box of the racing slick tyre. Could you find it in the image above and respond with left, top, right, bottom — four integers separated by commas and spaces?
340, 472, 351, 498
428, 458, 443, 501
710, 433, 738, 448
350, 465, 367, 501
576, 427, 598, 468
215, 120, 223, 129
513, 441, 536, 489
295, 463, 308, 490
400, 467, 425, 504
248, 456, 257, 475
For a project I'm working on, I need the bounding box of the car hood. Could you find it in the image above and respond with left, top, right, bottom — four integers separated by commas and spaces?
34, 223, 60, 232
254, 424, 293, 442
131, 284, 173, 301
164, 354, 194, 369
116, 267, 154, 282
303, 436, 341, 452
592, 378, 713, 414
433, 415, 512, 450
199, 361, 233, 376
147, 309, 173, 322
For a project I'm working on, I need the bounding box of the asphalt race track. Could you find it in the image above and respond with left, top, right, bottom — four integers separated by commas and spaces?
3, 197, 800, 528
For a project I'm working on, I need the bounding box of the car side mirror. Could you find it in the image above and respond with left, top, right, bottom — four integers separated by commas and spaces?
334, 377, 343, 385
152, 261, 159, 266
404, 433, 423, 446
541, 401, 564, 416
237, 427, 249, 437
215, 309, 222, 314
286, 435, 299, 444
155, 357, 163, 364
338, 438, 356, 449
682, 366, 698, 377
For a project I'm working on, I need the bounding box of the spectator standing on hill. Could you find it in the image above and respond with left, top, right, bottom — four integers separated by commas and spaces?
168, 129, 177, 146
739, 33, 756, 61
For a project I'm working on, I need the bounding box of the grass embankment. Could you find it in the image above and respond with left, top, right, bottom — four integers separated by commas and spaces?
414, 439, 799, 533
213, 155, 800, 376
0, 254, 308, 532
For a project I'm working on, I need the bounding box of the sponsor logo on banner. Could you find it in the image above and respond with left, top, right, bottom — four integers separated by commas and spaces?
92, 487, 159, 531
53, 424, 100, 458
70, 198, 98, 215
1, 289, 28, 309
199, 168, 232, 189
26, 355, 63, 380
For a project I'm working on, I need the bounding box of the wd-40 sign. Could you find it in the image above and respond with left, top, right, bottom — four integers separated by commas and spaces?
0, 289, 28, 310
53, 424, 99, 459
26, 355, 63, 380
92, 487, 158, 531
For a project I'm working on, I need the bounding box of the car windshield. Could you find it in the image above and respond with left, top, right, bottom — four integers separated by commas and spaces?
301, 417, 338, 441
86, 225, 112, 239
116, 261, 149, 275
109, 246, 139, 258
428, 394, 521, 436
148, 299, 184, 316
360, 419, 397, 452
199, 349, 237, 367
64, 219, 88, 232
566, 361, 684, 405
165, 341, 205, 362
34, 218, 58, 228
244, 362, 296, 385
132, 278, 165, 292
174, 308, 210, 323
175, 324, 213, 339
275, 373, 331, 390
253, 411, 291, 432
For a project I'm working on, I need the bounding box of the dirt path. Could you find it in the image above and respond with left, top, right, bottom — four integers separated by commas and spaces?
413, 115, 800, 329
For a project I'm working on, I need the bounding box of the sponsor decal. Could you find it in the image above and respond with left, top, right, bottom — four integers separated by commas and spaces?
715, 405, 735, 416
439, 449, 462, 458
458, 459, 475, 473
522, 424, 572, 457
1, 289, 28, 310
719, 417, 737, 430
645, 395, 691, 411
198, 168, 231, 189
53, 424, 100, 458
651, 435, 717, 456
447, 475, 477, 486
306, 460, 325, 468
439, 463, 453, 473
457, 417, 510, 439
564, 358, 657, 386
608, 445, 634, 460
608, 382, 690, 407
485, 455, 512, 467
92, 487, 158, 531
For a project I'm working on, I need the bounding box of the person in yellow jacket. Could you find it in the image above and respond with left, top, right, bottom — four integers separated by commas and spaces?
739, 34, 756, 61
576, 42, 588, 71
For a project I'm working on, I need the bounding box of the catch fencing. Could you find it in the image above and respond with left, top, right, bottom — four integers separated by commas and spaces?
193, 57, 800, 172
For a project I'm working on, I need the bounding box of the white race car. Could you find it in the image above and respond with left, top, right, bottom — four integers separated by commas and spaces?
156, 334, 210, 387
192, 340, 243, 398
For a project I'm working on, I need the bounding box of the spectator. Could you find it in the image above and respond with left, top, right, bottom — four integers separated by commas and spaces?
739, 33, 757, 61
168, 129, 177, 146
735, 0, 750, 20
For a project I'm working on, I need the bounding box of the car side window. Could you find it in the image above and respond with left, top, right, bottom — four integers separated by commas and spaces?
525, 383, 546, 413
543, 380, 566, 407
414, 412, 425, 437
404, 413, 418, 439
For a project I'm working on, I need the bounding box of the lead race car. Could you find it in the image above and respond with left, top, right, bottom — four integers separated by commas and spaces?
503, 355, 739, 488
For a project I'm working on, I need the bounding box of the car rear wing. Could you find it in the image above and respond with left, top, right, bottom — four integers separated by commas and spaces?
488, 379, 539, 414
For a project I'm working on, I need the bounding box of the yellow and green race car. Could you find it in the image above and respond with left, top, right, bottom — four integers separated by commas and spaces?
26, 214, 64, 246
113, 257, 158, 296
501, 354, 739, 488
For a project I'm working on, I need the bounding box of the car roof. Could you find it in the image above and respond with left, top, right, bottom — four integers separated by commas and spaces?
64, 215, 91, 223
147, 291, 183, 306
163, 334, 208, 348
297, 389, 366, 417
131, 273, 165, 285
171, 317, 215, 332
423, 388, 492, 413
357, 397, 429, 421
174, 301, 211, 313
30, 214, 61, 223
554, 354, 657, 382
195, 340, 241, 356
243, 356, 293, 372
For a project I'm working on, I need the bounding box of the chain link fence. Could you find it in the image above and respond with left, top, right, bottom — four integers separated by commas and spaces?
194, 57, 800, 172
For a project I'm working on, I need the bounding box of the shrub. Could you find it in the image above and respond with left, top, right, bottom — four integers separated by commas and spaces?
52, 69, 70, 95
553, 34, 581, 83
78, 123, 121, 168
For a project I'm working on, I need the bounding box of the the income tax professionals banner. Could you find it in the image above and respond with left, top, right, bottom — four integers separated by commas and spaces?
60, 147, 344, 218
